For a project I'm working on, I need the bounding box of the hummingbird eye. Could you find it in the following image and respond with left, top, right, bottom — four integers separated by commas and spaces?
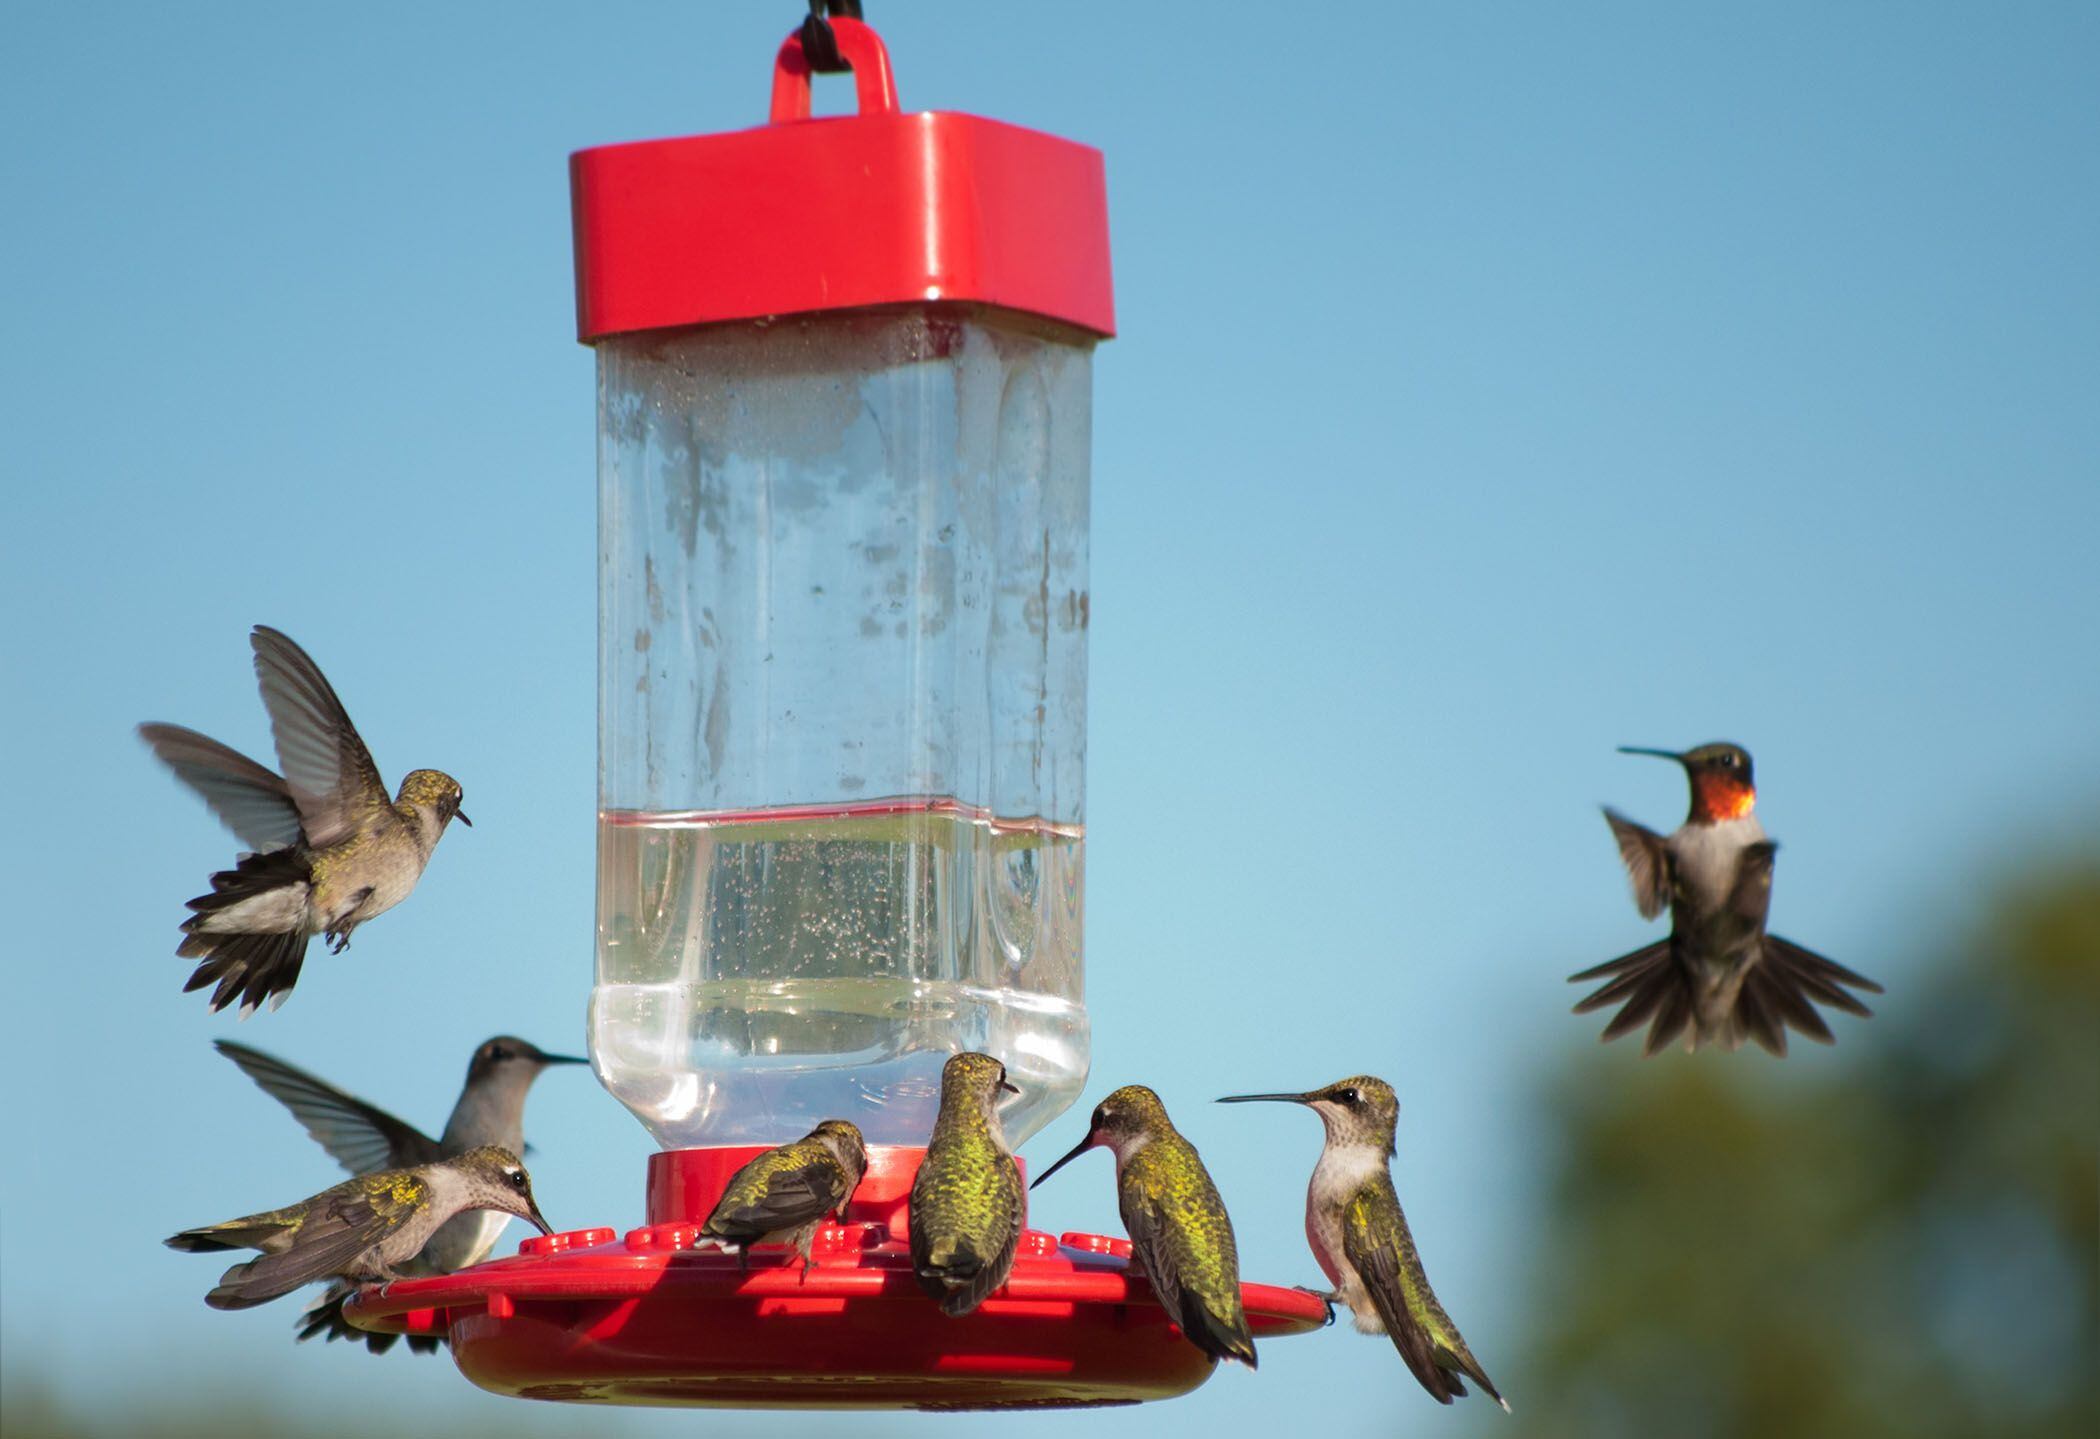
508, 1169, 528, 1190
1337, 1088, 1360, 1106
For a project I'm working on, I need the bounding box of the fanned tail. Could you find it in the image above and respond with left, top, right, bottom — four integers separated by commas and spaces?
1569, 940, 1694, 1056
1732, 935, 1881, 1056
178, 849, 313, 1013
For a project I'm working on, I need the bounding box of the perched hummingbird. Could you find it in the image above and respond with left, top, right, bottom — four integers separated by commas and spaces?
909, 1052, 1024, 1316
215, 1035, 585, 1351
141, 625, 469, 1015
701, 1120, 868, 1272
166, 1146, 551, 1311
1219, 1077, 1504, 1409
1034, 1085, 1257, 1369
1571, 742, 1883, 1056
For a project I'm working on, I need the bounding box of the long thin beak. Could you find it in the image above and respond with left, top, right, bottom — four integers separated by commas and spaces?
523, 1199, 554, 1236
1029, 1135, 1095, 1191
541, 1053, 589, 1067
998, 1079, 1020, 1096
1216, 1092, 1311, 1106
1616, 746, 1685, 763
454, 810, 473, 827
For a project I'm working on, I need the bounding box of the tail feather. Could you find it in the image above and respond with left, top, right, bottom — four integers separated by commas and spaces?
180, 927, 310, 1014
1584, 941, 1675, 1045
1642, 983, 1694, 1057
1175, 1288, 1257, 1369
1768, 935, 1884, 996
296, 1283, 442, 1356
178, 849, 313, 1013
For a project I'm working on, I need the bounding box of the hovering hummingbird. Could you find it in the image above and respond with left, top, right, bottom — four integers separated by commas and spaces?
1034, 1085, 1257, 1369
140, 625, 470, 1015
1571, 742, 1883, 1056
701, 1120, 868, 1272
1218, 1077, 1504, 1409
909, 1052, 1024, 1316
166, 1146, 551, 1311
215, 1035, 586, 1351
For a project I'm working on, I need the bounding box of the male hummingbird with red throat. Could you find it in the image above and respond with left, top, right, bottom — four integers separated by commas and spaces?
1570, 742, 1882, 1056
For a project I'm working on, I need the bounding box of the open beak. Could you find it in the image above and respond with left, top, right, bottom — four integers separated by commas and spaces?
1029, 1134, 1096, 1191
1616, 747, 1685, 764
1216, 1092, 1312, 1106
454, 809, 473, 827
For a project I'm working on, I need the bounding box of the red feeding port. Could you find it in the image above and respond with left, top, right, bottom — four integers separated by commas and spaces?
344, 1146, 1328, 1409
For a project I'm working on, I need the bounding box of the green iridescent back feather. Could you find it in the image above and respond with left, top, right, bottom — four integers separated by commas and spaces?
1121, 1135, 1255, 1366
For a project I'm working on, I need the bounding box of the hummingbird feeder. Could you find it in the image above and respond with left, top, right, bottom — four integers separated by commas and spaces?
346, 14, 1324, 1406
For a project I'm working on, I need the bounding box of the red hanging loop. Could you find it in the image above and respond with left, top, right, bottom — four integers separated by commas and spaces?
769, 16, 898, 121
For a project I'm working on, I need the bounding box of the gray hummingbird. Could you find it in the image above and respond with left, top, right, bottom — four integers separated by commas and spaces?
909, 1052, 1024, 1316
165, 1146, 552, 1311
701, 1120, 868, 1272
1034, 1085, 1257, 1368
1220, 1077, 1505, 1408
1571, 742, 1883, 1056
215, 1035, 585, 1352
141, 624, 469, 1015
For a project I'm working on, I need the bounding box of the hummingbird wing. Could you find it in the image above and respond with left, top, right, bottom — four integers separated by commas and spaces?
1119, 1146, 1257, 1367
250, 626, 390, 849
138, 723, 304, 853
908, 1153, 1024, 1317
203, 1184, 415, 1310
215, 1040, 443, 1174
1602, 808, 1673, 920
703, 1144, 850, 1242
1342, 1173, 1507, 1410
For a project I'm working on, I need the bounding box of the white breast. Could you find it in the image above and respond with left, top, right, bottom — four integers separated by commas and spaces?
1667, 816, 1766, 908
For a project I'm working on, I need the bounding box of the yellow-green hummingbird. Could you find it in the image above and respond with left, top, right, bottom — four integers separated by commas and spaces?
701, 1120, 868, 1272
1572, 742, 1881, 1055
909, 1052, 1023, 1316
141, 625, 469, 1015
165, 1146, 551, 1311
214, 1035, 585, 1352
1034, 1085, 1257, 1368
1218, 1076, 1505, 1410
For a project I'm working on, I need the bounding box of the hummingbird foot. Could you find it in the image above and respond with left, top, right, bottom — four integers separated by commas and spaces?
1292, 1284, 1339, 1326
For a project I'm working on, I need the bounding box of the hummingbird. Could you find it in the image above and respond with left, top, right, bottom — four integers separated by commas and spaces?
1034, 1085, 1257, 1369
141, 624, 469, 1015
700, 1120, 868, 1272
1218, 1076, 1504, 1409
1571, 742, 1883, 1056
215, 1035, 586, 1352
909, 1052, 1024, 1316
165, 1146, 551, 1311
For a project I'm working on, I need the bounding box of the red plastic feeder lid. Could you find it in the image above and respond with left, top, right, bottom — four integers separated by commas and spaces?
570, 17, 1115, 343
345, 1146, 1327, 1410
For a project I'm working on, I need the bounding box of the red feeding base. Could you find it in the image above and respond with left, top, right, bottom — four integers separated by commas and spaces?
345, 1146, 1327, 1409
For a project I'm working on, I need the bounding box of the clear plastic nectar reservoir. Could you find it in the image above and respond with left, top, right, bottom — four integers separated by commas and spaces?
593, 310, 1094, 1149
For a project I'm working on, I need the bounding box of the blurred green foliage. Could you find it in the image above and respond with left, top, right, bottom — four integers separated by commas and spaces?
1515, 855, 2100, 1438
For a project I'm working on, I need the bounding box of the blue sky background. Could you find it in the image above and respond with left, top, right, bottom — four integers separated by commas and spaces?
3, 3, 2095, 1436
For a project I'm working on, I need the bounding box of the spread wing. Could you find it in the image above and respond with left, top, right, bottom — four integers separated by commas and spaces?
139, 723, 304, 853
203, 1187, 410, 1310
216, 1040, 441, 1175
1343, 1174, 1505, 1409
1602, 808, 1673, 920
250, 626, 389, 848
705, 1150, 851, 1241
